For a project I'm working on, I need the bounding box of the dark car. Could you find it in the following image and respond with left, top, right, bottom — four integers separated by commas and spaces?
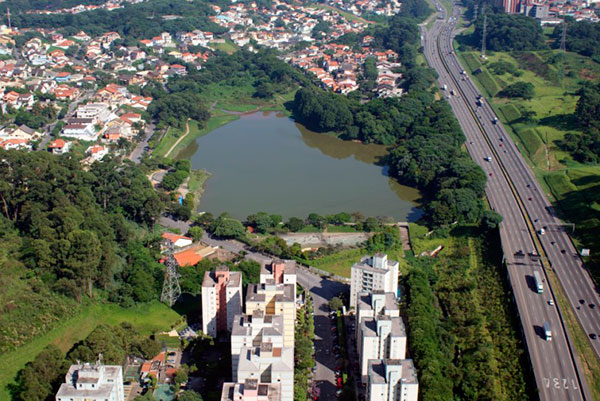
580, 299, 586, 305
590, 303, 596, 309
590, 333, 597, 340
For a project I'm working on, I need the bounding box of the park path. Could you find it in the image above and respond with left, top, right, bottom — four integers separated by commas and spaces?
164, 120, 190, 158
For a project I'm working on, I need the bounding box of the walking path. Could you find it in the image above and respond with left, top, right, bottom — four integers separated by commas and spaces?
164, 120, 190, 158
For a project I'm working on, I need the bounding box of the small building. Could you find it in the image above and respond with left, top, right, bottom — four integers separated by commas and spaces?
162, 232, 193, 248
55, 361, 125, 401
48, 139, 71, 155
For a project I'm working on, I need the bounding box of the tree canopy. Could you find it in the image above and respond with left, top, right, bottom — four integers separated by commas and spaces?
473, 13, 546, 52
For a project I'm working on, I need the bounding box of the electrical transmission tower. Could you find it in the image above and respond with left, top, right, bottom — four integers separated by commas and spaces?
481, 12, 487, 59
6, 8, 11, 30
560, 20, 567, 52
473, 4, 479, 21
161, 241, 181, 307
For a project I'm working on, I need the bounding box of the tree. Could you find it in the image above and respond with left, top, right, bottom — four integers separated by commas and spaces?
285, 217, 304, 232
187, 226, 203, 241
307, 213, 325, 229
13, 345, 68, 401
328, 297, 344, 311
482, 210, 503, 231
178, 390, 204, 401
173, 366, 189, 392
210, 215, 245, 239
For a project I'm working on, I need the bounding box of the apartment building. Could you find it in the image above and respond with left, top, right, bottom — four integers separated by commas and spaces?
260, 259, 297, 300
221, 378, 281, 401
236, 342, 294, 401
55, 362, 124, 401
350, 253, 399, 309
356, 291, 399, 350
231, 310, 285, 381
359, 315, 407, 382
367, 359, 419, 401
202, 265, 243, 337
245, 283, 295, 348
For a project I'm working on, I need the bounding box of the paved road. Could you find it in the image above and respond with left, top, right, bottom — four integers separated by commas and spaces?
422, 4, 597, 400
129, 122, 155, 163
297, 268, 347, 401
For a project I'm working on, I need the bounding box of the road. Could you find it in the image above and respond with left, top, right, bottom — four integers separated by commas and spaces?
297, 268, 347, 401
422, 3, 598, 400
129, 122, 156, 163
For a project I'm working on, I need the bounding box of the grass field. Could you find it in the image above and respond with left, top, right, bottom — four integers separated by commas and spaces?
188, 169, 211, 206
307, 248, 364, 277
0, 301, 181, 400
171, 115, 240, 159
208, 40, 238, 54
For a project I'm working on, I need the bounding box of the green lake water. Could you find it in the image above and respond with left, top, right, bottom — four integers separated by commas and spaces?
180, 112, 422, 221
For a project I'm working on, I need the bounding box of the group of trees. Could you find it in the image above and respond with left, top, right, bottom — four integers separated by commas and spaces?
405, 230, 530, 401
12, 0, 226, 40
294, 294, 315, 401
498, 82, 535, 100
0, 151, 166, 310
147, 93, 210, 130
473, 13, 546, 51
13, 323, 162, 401
552, 19, 600, 60
560, 82, 600, 162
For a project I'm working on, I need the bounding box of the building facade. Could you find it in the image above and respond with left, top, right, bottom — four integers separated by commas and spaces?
245, 283, 295, 348
55, 362, 124, 401
359, 315, 407, 382
350, 253, 399, 309
231, 310, 285, 381
202, 265, 243, 337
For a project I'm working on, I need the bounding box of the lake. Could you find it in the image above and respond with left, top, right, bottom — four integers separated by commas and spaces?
180, 112, 422, 221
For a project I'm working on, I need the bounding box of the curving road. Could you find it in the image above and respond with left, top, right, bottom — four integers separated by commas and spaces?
422, 3, 599, 400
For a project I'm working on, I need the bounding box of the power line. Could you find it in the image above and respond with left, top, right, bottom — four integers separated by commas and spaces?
160, 241, 181, 307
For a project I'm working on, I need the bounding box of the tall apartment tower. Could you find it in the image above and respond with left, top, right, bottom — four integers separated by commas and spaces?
359, 315, 407, 382
202, 265, 243, 337
245, 282, 295, 348
367, 359, 419, 401
55, 362, 125, 401
236, 342, 294, 401
231, 310, 285, 381
260, 259, 297, 300
356, 291, 400, 358
350, 253, 399, 309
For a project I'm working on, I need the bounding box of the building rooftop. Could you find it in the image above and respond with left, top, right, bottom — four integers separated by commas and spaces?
237, 343, 294, 373
56, 363, 122, 400
361, 315, 405, 338
368, 358, 417, 386
221, 380, 282, 401
231, 312, 284, 338
260, 259, 297, 276
203, 267, 242, 287
245, 283, 294, 304
357, 291, 399, 314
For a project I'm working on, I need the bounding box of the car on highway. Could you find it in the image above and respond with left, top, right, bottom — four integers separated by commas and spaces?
548, 298, 554, 306
590, 333, 597, 340
484, 156, 492, 162
492, 117, 498, 124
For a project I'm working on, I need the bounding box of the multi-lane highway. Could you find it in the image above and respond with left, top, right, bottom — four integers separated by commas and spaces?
422, 3, 599, 400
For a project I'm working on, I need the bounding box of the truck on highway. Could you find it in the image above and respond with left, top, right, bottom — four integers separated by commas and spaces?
534, 271, 544, 293
544, 321, 552, 341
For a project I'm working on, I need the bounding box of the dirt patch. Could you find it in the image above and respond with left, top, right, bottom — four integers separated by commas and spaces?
580, 68, 598, 81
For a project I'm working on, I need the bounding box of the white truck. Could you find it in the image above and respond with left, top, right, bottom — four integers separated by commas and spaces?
534, 271, 544, 294
544, 321, 552, 341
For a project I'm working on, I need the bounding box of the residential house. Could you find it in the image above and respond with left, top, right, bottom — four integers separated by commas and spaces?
48, 138, 71, 154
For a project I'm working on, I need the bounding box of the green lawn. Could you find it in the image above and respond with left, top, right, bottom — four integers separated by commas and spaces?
307, 248, 365, 277
1, 301, 181, 400
208, 40, 238, 54
188, 169, 211, 206
153, 126, 183, 159
326, 225, 358, 233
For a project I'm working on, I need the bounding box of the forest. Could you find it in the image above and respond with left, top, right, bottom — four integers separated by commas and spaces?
553, 19, 600, 60
472, 13, 546, 51
560, 82, 600, 162
0, 151, 170, 353
11, 0, 226, 40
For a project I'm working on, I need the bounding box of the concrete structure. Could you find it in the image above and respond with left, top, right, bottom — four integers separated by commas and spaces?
76, 102, 112, 123
246, 283, 295, 348
202, 266, 243, 337
236, 343, 294, 401
359, 315, 407, 382
260, 259, 297, 300
350, 253, 399, 309
221, 378, 281, 401
367, 359, 418, 401
356, 291, 399, 352
231, 311, 284, 381
55, 362, 124, 401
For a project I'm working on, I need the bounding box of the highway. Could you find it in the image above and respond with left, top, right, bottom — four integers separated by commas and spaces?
422, 3, 598, 400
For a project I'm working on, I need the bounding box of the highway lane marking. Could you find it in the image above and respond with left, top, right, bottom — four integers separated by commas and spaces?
543, 377, 579, 391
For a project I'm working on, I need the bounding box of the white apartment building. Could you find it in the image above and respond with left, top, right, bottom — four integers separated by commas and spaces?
356, 291, 399, 352
202, 265, 243, 337
359, 315, 407, 382
367, 359, 419, 401
231, 310, 284, 381
350, 253, 399, 309
221, 378, 281, 401
245, 283, 295, 348
76, 103, 112, 123
55, 362, 124, 401
236, 342, 294, 401
260, 259, 297, 300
